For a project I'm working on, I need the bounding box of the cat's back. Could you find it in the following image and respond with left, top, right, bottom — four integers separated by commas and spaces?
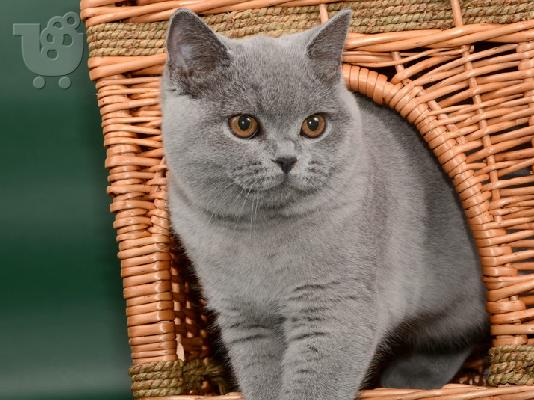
355, 93, 462, 225
353, 94, 483, 317
355, 94, 442, 184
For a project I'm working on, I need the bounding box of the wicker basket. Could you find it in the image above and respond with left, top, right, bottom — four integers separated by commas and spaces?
81, 0, 534, 398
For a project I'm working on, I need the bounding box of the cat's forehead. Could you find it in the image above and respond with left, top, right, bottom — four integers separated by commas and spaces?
229, 34, 312, 88
210, 34, 339, 116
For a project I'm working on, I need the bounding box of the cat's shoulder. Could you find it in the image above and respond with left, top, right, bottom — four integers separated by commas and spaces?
354, 94, 412, 133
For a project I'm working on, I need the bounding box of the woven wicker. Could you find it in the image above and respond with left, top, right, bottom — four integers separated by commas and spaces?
81, 0, 534, 398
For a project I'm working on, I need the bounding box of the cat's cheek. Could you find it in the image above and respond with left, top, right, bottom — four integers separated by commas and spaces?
287, 174, 319, 192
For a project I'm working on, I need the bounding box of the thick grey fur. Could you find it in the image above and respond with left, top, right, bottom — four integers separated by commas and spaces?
162, 9, 488, 400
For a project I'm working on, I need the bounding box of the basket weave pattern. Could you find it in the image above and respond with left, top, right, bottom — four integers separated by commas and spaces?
81, 0, 534, 398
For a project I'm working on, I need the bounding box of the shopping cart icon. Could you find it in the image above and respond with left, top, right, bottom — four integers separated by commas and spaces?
13, 11, 84, 89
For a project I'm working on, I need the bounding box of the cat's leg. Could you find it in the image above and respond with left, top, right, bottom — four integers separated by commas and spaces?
379, 345, 473, 389
217, 306, 284, 400
379, 294, 487, 390
280, 282, 378, 400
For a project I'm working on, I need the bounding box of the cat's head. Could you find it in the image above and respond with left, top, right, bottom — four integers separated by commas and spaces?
163, 9, 362, 218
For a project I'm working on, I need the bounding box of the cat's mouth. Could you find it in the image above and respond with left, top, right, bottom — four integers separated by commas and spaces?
244, 172, 319, 192
224, 172, 327, 214
241, 174, 316, 203
239, 177, 287, 195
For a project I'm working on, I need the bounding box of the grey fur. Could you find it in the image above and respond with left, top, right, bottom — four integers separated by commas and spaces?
162, 9, 488, 400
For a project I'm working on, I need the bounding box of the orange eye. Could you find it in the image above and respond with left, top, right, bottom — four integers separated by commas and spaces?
229, 115, 259, 139
301, 114, 326, 139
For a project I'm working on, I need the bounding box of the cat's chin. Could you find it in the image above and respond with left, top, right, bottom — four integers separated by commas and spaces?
242, 174, 322, 193
244, 184, 296, 205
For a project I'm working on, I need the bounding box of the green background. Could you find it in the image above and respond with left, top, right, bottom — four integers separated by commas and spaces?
0, 1, 131, 399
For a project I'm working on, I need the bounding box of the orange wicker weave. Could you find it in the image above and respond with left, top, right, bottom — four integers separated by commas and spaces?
81, 0, 534, 398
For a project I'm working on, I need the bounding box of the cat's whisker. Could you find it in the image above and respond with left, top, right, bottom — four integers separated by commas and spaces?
238, 187, 250, 216
201, 182, 241, 225
253, 195, 260, 226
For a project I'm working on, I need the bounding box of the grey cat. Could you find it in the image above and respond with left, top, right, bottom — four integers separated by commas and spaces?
162, 9, 488, 400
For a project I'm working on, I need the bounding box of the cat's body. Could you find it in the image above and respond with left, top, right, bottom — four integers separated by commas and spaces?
162, 10, 488, 400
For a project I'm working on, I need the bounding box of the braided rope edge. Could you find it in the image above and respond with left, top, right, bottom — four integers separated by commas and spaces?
488, 345, 534, 386
129, 359, 230, 398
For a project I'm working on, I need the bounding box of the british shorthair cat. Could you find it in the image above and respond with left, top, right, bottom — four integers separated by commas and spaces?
162, 9, 488, 400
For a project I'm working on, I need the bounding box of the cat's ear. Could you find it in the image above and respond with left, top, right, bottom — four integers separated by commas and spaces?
305, 10, 351, 82
166, 9, 231, 93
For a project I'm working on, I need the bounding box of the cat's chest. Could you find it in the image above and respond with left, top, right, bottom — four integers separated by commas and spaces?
179, 213, 357, 301
189, 220, 312, 278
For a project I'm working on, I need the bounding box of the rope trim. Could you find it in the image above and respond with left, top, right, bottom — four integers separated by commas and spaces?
128, 359, 229, 398
488, 345, 534, 386
86, 1, 534, 57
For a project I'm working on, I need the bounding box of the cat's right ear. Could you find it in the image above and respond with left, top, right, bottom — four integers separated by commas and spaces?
166, 9, 231, 94
305, 10, 351, 83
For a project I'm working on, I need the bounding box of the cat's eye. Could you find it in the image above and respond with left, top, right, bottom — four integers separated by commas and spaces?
301, 114, 326, 139
229, 115, 259, 139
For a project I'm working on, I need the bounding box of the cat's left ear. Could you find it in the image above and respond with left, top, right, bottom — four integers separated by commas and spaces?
305, 9, 352, 82
166, 9, 231, 94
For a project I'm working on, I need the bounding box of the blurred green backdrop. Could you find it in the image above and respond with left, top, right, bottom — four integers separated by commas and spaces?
0, 1, 131, 399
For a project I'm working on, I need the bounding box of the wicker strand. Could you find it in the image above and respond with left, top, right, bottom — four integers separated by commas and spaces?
81, 0, 534, 27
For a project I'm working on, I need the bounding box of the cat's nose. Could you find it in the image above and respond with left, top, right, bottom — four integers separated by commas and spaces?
273, 156, 297, 174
